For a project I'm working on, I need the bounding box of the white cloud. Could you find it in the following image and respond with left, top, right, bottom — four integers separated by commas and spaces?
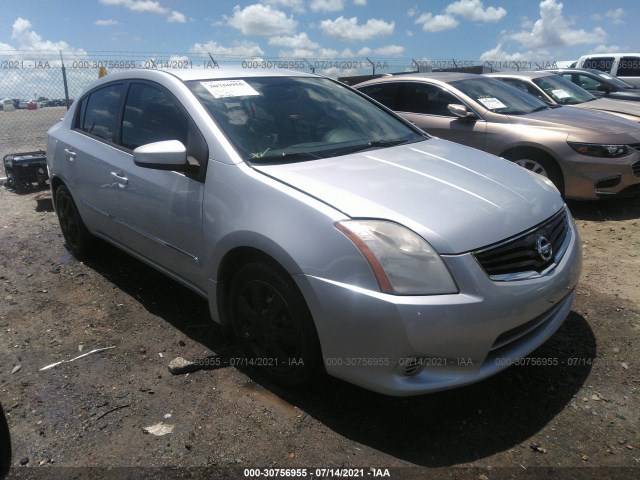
373, 44, 405, 56
95, 19, 119, 26
310, 0, 345, 12
190, 40, 264, 57
226, 4, 297, 35
9, 17, 86, 57
262, 0, 305, 12
100, 0, 167, 14
593, 44, 622, 53
407, 8, 418, 17
100, 0, 185, 22
407, 30, 414, 37
415, 13, 459, 32
268, 32, 319, 49
479, 42, 529, 61
445, 0, 506, 22
319, 16, 395, 41
507, 0, 606, 49
605, 8, 625, 24
278, 48, 317, 58
354, 0, 367, 5
167, 11, 186, 23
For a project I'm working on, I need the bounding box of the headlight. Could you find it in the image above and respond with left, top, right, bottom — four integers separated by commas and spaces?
568, 142, 629, 158
335, 220, 458, 295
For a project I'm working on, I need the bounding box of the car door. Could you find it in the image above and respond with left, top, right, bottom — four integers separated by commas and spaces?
396, 82, 487, 150
111, 81, 209, 289
54, 82, 126, 242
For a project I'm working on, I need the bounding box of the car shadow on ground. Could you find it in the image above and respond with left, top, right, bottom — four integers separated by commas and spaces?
81, 240, 595, 468
567, 196, 640, 221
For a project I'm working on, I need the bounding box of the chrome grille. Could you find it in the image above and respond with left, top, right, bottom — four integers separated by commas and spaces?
474, 209, 569, 279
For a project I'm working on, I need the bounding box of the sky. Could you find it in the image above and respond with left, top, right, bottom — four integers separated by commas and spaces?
0, 0, 638, 75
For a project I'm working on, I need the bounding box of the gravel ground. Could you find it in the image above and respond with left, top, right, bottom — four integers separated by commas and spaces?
0, 184, 639, 480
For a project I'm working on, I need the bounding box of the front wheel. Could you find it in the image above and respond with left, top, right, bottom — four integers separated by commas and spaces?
505, 151, 564, 195
55, 185, 93, 258
230, 262, 322, 387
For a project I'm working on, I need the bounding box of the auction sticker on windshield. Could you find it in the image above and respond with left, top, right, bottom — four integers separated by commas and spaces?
552, 89, 571, 99
200, 80, 260, 98
477, 97, 507, 110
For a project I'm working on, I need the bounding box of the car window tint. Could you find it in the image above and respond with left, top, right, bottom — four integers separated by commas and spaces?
498, 78, 544, 100
79, 84, 123, 142
358, 83, 400, 109
403, 83, 459, 116
617, 57, 640, 76
582, 57, 615, 73
122, 83, 208, 170
573, 74, 601, 90
122, 83, 188, 150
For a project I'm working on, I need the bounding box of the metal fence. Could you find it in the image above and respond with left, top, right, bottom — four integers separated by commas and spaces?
0, 49, 564, 164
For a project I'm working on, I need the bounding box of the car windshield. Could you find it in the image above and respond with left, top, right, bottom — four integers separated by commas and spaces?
448, 77, 549, 115
532, 75, 596, 105
187, 76, 426, 163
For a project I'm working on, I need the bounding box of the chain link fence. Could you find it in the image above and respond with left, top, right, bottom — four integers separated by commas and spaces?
1, 49, 564, 166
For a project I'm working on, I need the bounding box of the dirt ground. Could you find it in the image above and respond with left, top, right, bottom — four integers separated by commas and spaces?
0, 183, 638, 480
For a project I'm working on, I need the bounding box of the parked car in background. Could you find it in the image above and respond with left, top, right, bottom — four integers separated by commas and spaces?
575, 53, 640, 87
485, 71, 640, 123
545, 68, 640, 102
355, 72, 640, 199
47, 68, 582, 396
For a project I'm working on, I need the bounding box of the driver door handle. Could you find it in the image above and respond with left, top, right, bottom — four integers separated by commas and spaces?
111, 170, 128, 185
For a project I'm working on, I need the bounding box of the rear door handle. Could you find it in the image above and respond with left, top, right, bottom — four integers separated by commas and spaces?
110, 171, 128, 185
64, 148, 76, 160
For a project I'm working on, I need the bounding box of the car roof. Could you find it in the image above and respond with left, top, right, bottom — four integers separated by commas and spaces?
485, 71, 553, 79
354, 71, 480, 87
544, 68, 613, 75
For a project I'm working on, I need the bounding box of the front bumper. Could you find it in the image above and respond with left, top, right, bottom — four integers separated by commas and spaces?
562, 149, 640, 199
295, 212, 582, 396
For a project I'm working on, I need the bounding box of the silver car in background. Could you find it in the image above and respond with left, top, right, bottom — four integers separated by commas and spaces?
47, 69, 581, 396
355, 73, 640, 199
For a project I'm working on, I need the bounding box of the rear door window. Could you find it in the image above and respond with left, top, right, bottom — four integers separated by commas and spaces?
76, 83, 124, 142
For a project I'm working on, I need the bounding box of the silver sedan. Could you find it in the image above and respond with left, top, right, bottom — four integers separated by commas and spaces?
47, 69, 581, 396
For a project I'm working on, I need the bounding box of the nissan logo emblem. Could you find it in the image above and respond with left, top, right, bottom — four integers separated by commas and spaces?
536, 236, 553, 262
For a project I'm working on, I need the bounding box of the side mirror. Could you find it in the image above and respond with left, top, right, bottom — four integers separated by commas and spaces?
596, 84, 612, 93
448, 104, 477, 120
133, 140, 189, 171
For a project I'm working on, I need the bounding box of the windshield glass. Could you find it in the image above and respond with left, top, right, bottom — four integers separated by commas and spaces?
449, 77, 548, 115
187, 76, 426, 162
593, 71, 636, 89
532, 74, 596, 105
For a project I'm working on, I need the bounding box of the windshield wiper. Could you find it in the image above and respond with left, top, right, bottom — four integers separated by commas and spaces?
250, 151, 322, 163
340, 138, 415, 154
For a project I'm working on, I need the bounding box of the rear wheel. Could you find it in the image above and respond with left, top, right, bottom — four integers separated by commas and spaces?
55, 185, 93, 258
504, 150, 564, 195
230, 262, 321, 387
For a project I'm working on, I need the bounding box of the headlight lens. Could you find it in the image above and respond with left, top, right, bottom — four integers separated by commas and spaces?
568, 142, 629, 158
336, 220, 458, 295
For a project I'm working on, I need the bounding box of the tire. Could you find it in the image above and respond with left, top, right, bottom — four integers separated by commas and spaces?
229, 262, 322, 387
504, 150, 564, 195
55, 185, 93, 258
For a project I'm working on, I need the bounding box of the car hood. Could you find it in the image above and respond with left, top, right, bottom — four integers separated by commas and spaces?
253, 139, 563, 254
570, 97, 640, 119
506, 106, 640, 141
